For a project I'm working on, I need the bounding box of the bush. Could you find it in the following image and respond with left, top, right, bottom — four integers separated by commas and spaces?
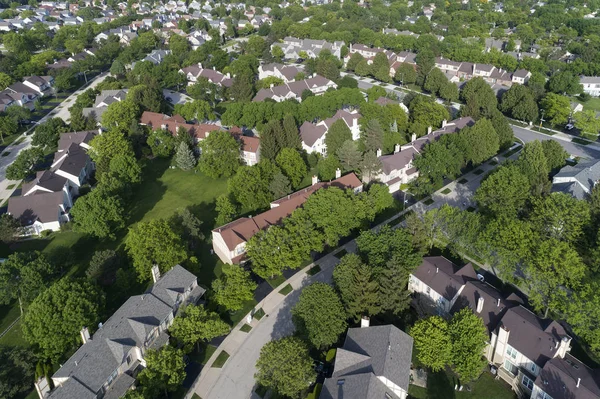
39, 230, 52, 237
579, 92, 592, 102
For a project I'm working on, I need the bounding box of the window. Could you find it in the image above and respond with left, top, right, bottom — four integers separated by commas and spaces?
522, 375, 534, 390
529, 362, 538, 374
504, 359, 518, 376
126, 355, 132, 366
506, 345, 517, 360
426, 286, 431, 295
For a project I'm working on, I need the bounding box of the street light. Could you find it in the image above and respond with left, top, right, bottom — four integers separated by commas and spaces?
539, 109, 545, 129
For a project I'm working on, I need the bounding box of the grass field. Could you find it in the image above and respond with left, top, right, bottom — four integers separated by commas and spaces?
408, 371, 515, 399
579, 98, 600, 112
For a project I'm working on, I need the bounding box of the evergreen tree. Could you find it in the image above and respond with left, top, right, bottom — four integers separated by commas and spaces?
325, 119, 352, 157
363, 119, 384, 152
260, 120, 284, 160
269, 172, 292, 199
378, 256, 412, 316
282, 114, 301, 149
333, 254, 380, 321
175, 142, 196, 170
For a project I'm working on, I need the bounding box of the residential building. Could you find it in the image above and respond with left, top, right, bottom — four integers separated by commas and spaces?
271, 37, 345, 59
230, 127, 261, 166
139, 111, 223, 142
512, 69, 531, 85
22, 75, 54, 96
533, 355, 600, 399
179, 63, 233, 87
552, 159, 600, 200
252, 75, 337, 102
212, 173, 363, 264
300, 109, 361, 155
321, 324, 413, 399
82, 89, 129, 122
581, 76, 600, 96
132, 49, 171, 68
375, 117, 475, 192
258, 63, 302, 83
41, 265, 205, 399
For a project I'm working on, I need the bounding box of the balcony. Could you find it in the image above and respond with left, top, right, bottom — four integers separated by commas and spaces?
495, 366, 529, 399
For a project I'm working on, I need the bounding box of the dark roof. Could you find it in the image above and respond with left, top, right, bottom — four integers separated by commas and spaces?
412, 256, 478, 300
500, 306, 570, 366
57, 130, 97, 152
321, 325, 413, 399
22, 170, 67, 195
148, 265, 203, 308
379, 147, 418, 175
535, 354, 600, 399
8, 191, 65, 224
52, 143, 89, 177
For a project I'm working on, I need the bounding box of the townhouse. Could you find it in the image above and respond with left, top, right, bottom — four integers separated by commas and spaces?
230, 127, 261, 166
552, 159, 600, 200
375, 117, 475, 192
212, 172, 363, 264
179, 63, 233, 87
258, 63, 303, 83
8, 130, 98, 235
82, 89, 129, 122
581, 76, 600, 97
409, 256, 600, 399
271, 37, 345, 59
300, 109, 361, 156
252, 75, 337, 102
38, 265, 205, 399
139, 111, 222, 142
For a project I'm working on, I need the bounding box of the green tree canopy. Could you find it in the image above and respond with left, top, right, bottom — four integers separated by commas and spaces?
410, 315, 452, 372
198, 130, 241, 178
211, 266, 257, 311
170, 304, 229, 350
474, 164, 530, 218
332, 253, 380, 321
449, 308, 488, 381
70, 187, 126, 239
138, 346, 186, 398
275, 148, 307, 188
325, 119, 352, 157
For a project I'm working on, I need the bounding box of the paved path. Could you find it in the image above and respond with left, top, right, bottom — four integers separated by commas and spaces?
187, 146, 523, 399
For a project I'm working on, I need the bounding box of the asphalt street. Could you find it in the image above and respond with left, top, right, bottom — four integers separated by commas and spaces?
510, 124, 600, 159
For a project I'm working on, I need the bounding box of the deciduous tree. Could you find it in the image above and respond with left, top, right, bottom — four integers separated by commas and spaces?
138, 347, 186, 398
325, 119, 352, 156
275, 148, 307, 188
170, 304, 229, 350
410, 315, 452, 372
449, 308, 488, 381
199, 130, 240, 178
212, 266, 257, 311
71, 187, 126, 239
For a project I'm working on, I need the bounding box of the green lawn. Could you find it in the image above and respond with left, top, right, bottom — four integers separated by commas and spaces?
278, 284, 293, 295
408, 371, 516, 399
188, 343, 217, 365
579, 98, 600, 112
211, 350, 230, 368
240, 323, 252, 332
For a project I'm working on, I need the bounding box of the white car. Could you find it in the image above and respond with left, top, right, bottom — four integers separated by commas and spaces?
566, 123, 574, 130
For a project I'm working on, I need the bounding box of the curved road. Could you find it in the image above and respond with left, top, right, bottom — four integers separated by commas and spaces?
511, 125, 600, 159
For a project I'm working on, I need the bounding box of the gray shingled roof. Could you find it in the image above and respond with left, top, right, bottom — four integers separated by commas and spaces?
57, 130, 97, 152
321, 325, 413, 399
536, 355, 600, 399
8, 191, 64, 225
552, 159, 600, 199
411, 256, 478, 300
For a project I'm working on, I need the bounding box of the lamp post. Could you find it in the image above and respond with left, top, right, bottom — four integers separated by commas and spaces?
539, 109, 545, 129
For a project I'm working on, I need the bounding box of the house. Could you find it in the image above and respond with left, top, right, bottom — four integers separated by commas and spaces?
375, 117, 475, 192
512, 69, 531, 85
50, 143, 95, 194
532, 355, 600, 399
139, 111, 222, 142
230, 127, 261, 166
212, 173, 363, 264
300, 109, 361, 155
258, 63, 302, 83
271, 37, 345, 59
82, 89, 129, 122
133, 49, 171, 67
321, 324, 413, 399
252, 75, 337, 102
581, 76, 600, 96
22, 75, 54, 96
552, 159, 600, 200
179, 63, 233, 87
0, 87, 37, 110
41, 265, 205, 399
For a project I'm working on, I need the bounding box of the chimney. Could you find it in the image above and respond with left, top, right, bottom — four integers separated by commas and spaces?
80, 327, 90, 344
376, 148, 382, 157
497, 298, 500, 307
151, 264, 161, 283
476, 297, 484, 313
335, 168, 341, 179
556, 336, 571, 358
436, 267, 439, 273
577, 378, 581, 388
361, 315, 370, 328
312, 175, 318, 185
411, 133, 416, 142
394, 144, 400, 154
427, 126, 432, 135
442, 119, 447, 128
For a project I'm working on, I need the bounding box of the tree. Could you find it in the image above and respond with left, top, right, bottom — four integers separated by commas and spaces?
449, 308, 488, 381
346, 52, 364, 72
260, 120, 285, 160
138, 347, 186, 398
0, 115, 18, 141
5, 147, 44, 180
363, 119, 384, 153
269, 171, 292, 199
271, 45, 284, 61
0, 251, 55, 314
410, 316, 452, 372
246, 226, 304, 279
355, 58, 371, 77
292, 282, 347, 349
275, 148, 306, 188
0, 213, 20, 243
460, 119, 499, 165
199, 130, 240, 178
282, 114, 301, 149
540, 93, 571, 127
500, 84, 539, 122
125, 219, 188, 282
333, 253, 380, 321
22, 278, 104, 360
228, 161, 278, 211
409, 95, 450, 136
541, 140, 568, 172
529, 192, 590, 244
147, 129, 176, 158
0, 347, 37, 399
255, 337, 316, 398
359, 150, 382, 183
547, 71, 582, 95
31, 118, 66, 149
325, 119, 352, 156
526, 239, 585, 317
378, 255, 413, 316
6, 106, 32, 125
170, 304, 229, 350
101, 100, 140, 133
424, 67, 448, 96
475, 164, 530, 218
175, 141, 197, 170
0, 72, 13, 90
70, 187, 125, 239
174, 100, 215, 121
52, 68, 76, 92
86, 249, 120, 281
317, 155, 341, 181
110, 59, 126, 76
356, 225, 421, 269
517, 140, 550, 196
336, 140, 362, 172
229, 72, 254, 102
439, 82, 459, 103
460, 77, 498, 119
212, 266, 257, 311
394, 63, 417, 85
574, 110, 600, 137
89, 129, 135, 178
214, 194, 238, 227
